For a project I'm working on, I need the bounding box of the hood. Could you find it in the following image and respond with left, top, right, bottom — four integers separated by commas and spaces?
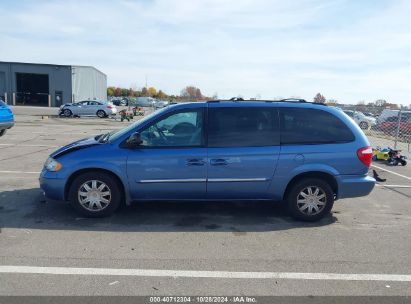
51, 136, 101, 158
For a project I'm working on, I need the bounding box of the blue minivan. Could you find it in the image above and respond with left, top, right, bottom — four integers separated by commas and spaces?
40, 99, 375, 221
0, 99, 14, 137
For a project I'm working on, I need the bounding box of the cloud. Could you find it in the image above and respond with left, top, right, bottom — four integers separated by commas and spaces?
0, 0, 410, 104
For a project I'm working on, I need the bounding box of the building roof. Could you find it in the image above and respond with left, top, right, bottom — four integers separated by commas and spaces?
0, 61, 106, 76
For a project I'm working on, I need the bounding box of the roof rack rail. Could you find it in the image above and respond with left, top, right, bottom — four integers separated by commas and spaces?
229, 97, 244, 101
278, 98, 307, 103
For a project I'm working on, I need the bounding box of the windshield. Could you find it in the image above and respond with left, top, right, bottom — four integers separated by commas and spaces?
106, 108, 168, 142
0, 100, 6, 106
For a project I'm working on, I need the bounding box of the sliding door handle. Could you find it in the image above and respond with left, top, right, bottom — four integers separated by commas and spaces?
210, 159, 228, 166
186, 159, 206, 166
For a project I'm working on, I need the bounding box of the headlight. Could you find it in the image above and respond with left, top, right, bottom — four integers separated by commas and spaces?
44, 157, 62, 172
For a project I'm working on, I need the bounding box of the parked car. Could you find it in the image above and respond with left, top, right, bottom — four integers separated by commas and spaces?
377, 109, 411, 124
153, 100, 169, 109
112, 99, 128, 106
0, 99, 14, 137
59, 101, 117, 118
379, 116, 411, 136
135, 97, 156, 107
40, 100, 375, 221
343, 110, 376, 129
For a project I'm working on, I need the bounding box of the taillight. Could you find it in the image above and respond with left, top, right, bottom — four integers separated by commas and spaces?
357, 146, 373, 167
107, 105, 113, 109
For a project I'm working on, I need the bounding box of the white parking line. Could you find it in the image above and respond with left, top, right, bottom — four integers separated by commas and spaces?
372, 164, 411, 181
0, 266, 410, 282
376, 184, 411, 188
0, 170, 40, 174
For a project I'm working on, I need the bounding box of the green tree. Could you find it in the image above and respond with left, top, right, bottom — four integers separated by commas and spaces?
107, 87, 115, 97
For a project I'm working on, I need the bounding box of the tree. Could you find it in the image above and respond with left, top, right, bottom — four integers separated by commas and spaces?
148, 87, 157, 97
181, 86, 202, 100
121, 88, 129, 97
114, 87, 122, 97
128, 88, 135, 97
141, 87, 148, 97
313, 93, 326, 103
157, 90, 167, 99
326, 99, 338, 106
107, 87, 115, 97
195, 88, 203, 100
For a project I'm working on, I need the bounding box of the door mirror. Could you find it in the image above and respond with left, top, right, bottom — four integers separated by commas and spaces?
125, 132, 143, 148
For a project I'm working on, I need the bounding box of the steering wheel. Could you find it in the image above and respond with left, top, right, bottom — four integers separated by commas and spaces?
154, 124, 168, 143
170, 122, 196, 134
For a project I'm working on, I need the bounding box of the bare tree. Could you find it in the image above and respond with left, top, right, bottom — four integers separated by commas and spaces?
313, 93, 326, 103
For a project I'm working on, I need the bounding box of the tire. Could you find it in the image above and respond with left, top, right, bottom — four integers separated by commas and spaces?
400, 160, 407, 166
63, 109, 73, 117
0, 129, 6, 137
97, 110, 106, 118
68, 171, 122, 218
287, 178, 334, 222
359, 121, 369, 130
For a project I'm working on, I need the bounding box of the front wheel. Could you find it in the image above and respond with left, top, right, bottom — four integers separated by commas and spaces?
63, 109, 73, 117
68, 172, 122, 217
0, 129, 6, 137
287, 178, 334, 222
359, 121, 369, 130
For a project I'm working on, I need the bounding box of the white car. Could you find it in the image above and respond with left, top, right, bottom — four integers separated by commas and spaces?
343, 110, 376, 130
59, 101, 117, 118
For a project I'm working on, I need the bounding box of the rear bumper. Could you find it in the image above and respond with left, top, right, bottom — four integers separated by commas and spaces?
336, 175, 375, 199
0, 121, 14, 130
39, 170, 66, 201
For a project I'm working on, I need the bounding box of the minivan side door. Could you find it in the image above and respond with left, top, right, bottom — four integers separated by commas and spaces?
126, 106, 207, 200
206, 104, 281, 199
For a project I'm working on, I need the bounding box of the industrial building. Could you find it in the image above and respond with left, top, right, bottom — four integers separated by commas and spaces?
0, 61, 107, 107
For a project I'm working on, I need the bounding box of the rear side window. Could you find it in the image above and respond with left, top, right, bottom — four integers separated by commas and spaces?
279, 108, 355, 145
0, 100, 5, 106
208, 107, 280, 147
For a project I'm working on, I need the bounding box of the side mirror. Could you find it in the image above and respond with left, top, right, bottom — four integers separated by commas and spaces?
125, 132, 143, 148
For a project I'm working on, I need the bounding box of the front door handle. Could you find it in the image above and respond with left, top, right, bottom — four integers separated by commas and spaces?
186, 159, 205, 166
210, 159, 228, 166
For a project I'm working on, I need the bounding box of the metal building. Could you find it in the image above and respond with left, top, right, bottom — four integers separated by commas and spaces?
0, 61, 107, 107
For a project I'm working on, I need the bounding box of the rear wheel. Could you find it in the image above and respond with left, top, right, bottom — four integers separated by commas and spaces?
68, 172, 122, 217
63, 109, 73, 117
97, 110, 106, 118
0, 129, 6, 137
287, 178, 334, 221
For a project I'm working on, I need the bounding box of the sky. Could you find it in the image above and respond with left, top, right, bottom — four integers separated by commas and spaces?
1, 0, 411, 104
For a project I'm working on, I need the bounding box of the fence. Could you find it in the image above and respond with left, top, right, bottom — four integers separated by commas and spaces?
342, 106, 411, 157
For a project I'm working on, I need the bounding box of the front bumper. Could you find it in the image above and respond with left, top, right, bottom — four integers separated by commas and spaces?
39, 170, 66, 201
336, 175, 375, 199
0, 121, 14, 130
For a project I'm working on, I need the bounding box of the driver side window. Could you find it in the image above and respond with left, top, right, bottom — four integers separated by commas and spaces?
140, 109, 204, 147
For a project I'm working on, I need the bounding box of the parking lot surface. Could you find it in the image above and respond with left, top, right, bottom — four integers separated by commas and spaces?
0, 114, 411, 296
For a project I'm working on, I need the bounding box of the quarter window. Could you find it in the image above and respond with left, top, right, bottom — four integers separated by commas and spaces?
279, 108, 355, 144
140, 109, 204, 147
208, 107, 280, 147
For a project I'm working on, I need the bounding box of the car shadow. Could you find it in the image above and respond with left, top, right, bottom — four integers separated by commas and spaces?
0, 188, 337, 232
